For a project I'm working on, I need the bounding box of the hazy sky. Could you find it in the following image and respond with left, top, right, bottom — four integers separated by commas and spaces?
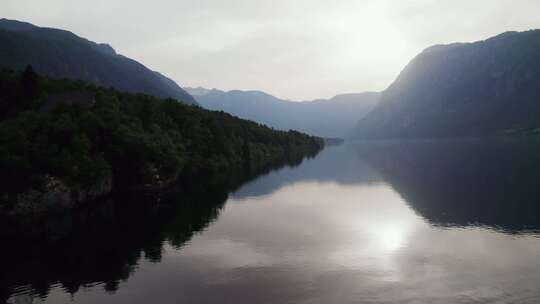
4, 0, 540, 100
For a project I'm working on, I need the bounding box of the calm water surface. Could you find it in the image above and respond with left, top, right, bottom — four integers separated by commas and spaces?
4, 139, 540, 303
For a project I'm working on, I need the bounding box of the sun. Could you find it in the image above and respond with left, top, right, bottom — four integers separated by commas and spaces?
376, 223, 407, 252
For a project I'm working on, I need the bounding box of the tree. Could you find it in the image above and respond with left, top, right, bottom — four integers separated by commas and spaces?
21, 65, 39, 104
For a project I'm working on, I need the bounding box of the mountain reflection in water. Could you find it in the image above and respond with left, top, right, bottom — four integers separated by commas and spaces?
356, 138, 540, 232
3, 139, 540, 304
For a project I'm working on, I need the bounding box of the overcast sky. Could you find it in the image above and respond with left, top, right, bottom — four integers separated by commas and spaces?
4, 0, 540, 100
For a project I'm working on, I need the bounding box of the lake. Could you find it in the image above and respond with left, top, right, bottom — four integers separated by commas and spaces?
3, 139, 540, 303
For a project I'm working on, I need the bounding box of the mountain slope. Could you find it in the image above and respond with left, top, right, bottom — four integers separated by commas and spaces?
186, 87, 379, 137
0, 68, 323, 214
0, 18, 197, 105
354, 30, 540, 139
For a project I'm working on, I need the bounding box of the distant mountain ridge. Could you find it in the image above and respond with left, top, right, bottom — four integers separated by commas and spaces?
186, 87, 379, 137
0, 18, 197, 105
186, 87, 213, 96
354, 29, 540, 139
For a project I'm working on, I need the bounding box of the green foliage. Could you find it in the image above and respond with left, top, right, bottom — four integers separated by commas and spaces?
0, 68, 323, 205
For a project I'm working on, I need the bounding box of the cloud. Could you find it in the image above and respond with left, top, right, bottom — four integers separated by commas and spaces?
3, 0, 540, 99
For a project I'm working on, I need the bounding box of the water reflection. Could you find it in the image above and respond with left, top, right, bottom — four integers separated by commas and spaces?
3, 139, 540, 303
0, 153, 313, 303
0, 190, 227, 303
355, 138, 540, 232
232, 144, 382, 199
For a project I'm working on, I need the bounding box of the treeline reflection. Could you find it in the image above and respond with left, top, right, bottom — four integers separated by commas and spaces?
0, 150, 316, 303
4, 138, 540, 302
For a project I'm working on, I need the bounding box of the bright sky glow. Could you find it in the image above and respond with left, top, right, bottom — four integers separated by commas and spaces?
3, 0, 540, 99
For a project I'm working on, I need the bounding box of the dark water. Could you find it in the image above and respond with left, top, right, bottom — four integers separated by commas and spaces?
4, 139, 540, 304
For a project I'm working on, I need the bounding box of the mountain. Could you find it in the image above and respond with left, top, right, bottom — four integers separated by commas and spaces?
0, 68, 323, 215
0, 18, 197, 105
354, 30, 540, 139
185, 87, 379, 138
186, 86, 213, 96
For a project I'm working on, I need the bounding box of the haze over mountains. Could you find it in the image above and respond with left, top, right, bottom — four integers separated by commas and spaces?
0, 19, 197, 105
0, 18, 381, 139
190, 30, 540, 139
2, 18, 540, 140
354, 30, 540, 139
187, 87, 379, 138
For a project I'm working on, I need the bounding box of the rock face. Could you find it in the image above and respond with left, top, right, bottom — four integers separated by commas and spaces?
354, 30, 540, 139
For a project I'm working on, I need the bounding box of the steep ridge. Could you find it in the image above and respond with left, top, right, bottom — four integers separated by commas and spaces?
354, 30, 540, 138
0, 18, 197, 105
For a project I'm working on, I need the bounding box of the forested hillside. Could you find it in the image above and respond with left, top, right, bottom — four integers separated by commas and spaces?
0, 18, 197, 105
0, 67, 323, 215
